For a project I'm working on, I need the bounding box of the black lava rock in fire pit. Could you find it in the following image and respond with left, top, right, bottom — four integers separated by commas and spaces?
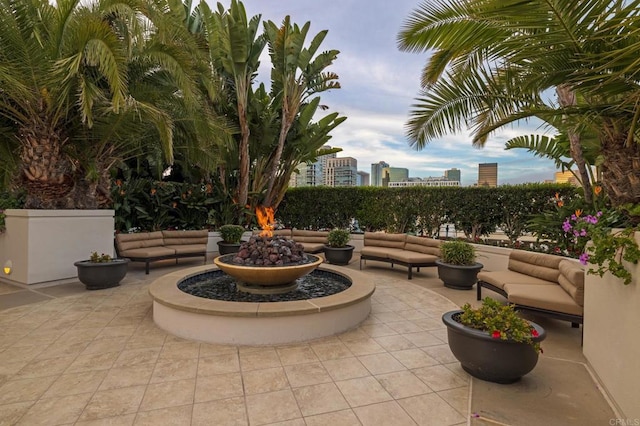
232, 236, 308, 266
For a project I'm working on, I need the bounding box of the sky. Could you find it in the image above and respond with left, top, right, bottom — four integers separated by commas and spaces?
215, 0, 560, 187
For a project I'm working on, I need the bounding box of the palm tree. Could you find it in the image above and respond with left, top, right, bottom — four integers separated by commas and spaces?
0, 0, 206, 208
397, 0, 640, 210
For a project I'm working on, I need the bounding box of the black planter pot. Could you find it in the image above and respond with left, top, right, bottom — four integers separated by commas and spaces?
74, 259, 129, 290
323, 245, 355, 265
435, 260, 483, 290
442, 310, 546, 384
217, 241, 243, 255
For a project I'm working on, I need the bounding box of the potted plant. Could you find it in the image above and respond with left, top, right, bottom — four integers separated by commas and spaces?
442, 297, 546, 384
436, 240, 483, 289
74, 252, 129, 290
324, 228, 354, 265
217, 225, 246, 255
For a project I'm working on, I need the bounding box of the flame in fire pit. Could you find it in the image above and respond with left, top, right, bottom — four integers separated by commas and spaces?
256, 205, 274, 237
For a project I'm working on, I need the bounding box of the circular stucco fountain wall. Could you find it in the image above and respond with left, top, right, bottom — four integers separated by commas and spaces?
148, 263, 375, 345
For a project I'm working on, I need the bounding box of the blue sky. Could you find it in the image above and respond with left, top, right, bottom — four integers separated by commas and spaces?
222, 0, 560, 187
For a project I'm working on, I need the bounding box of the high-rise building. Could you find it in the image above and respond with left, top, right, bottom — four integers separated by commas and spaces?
555, 170, 581, 186
444, 168, 461, 183
478, 163, 498, 187
381, 167, 409, 187
357, 171, 370, 186
370, 161, 389, 186
388, 177, 460, 187
325, 157, 358, 187
293, 145, 337, 187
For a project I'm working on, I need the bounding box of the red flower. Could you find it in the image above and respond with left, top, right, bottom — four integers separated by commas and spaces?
491, 331, 501, 339
531, 329, 539, 337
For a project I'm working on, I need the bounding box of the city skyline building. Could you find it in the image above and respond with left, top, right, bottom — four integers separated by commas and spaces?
478, 163, 498, 187
444, 168, 461, 183
357, 171, 370, 186
370, 161, 389, 186
387, 177, 460, 187
292, 145, 337, 187
325, 157, 358, 187
381, 167, 409, 187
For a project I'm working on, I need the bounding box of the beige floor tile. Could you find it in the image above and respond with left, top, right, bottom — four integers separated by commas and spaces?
322, 357, 370, 381
391, 348, 440, 369
337, 328, 370, 342
0, 401, 33, 425
82, 337, 129, 355
276, 345, 319, 365
15, 355, 76, 379
75, 413, 136, 425
139, 378, 195, 411
149, 358, 198, 383
192, 397, 247, 426
245, 389, 301, 426
65, 351, 120, 374
34, 340, 90, 360
397, 309, 430, 321
342, 338, 386, 356
358, 353, 407, 375
413, 318, 444, 331
371, 311, 405, 323
194, 372, 243, 403
353, 400, 417, 426
373, 334, 417, 352
412, 365, 469, 391
158, 342, 200, 360
293, 382, 349, 416
197, 352, 240, 377
198, 343, 237, 357
304, 409, 361, 426
113, 347, 160, 368
132, 404, 192, 425
438, 386, 470, 416
386, 320, 424, 334
360, 323, 399, 337
443, 362, 470, 380
335, 376, 393, 407
125, 334, 167, 350
284, 362, 332, 387
99, 364, 155, 391
17, 392, 92, 425
398, 393, 466, 426
421, 344, 458, 364
96, 325, 137, 339
0, 376, 57, 404
310, 341, 353, 361
239, 347, 282, 372
0, 345, 45, 364
79, 385, 146, 421
43, 370, 107, 398
243, 367, 290, 395
265, 418, 305, 425
403, 332, 445, 348
376, 370, 433, 399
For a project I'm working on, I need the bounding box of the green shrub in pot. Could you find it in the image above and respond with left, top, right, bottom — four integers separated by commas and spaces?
440, 240, 476, 265
327, 228, 351, 248
219, 225, 245, 244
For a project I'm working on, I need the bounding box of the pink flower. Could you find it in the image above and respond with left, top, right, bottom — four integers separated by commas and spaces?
579, 252, 589, 265
492, 331, 501, 339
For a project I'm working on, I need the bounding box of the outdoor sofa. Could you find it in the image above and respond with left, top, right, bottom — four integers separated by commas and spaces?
115, 230, 208, 274
359, 232, 441, 279
477, 250, 585, 327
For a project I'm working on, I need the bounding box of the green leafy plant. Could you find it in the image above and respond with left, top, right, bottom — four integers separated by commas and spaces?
327, 228, 351, 248
459, 298, 542, 353
89, 252, 113, 263
219, 225, 245, 244
440, 240, 476, 265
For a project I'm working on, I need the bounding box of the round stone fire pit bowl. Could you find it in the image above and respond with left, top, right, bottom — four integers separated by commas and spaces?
213, 254, 323, 287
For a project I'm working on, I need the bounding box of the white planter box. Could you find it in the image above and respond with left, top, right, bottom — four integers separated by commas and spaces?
0, 209, 114, 285
472, 244, 512, 271
583, 231, 640, 420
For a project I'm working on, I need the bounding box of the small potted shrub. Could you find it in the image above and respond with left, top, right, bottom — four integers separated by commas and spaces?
74, 252, 129, 290
217, 225, 246, 255
324, 228, 354, 265
436, 240, 483, 289
442, 297, 546, 383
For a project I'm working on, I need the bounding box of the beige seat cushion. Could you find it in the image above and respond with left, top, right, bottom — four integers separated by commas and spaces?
364, 232, 406, 249
387, 251, 438, 264
404, 235, 441, 256
116, 232, 165, 252
478, 270, 557, 291
504, 283, 583, 316
119, 246, 176, 258
558, 259, 585, 306
361, 246, 407, 259
508, 250, 563, 283
162, 230, 208, 245
299, 242, 325, 253
164, 244, 206, 255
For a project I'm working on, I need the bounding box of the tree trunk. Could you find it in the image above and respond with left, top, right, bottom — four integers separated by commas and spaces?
556, 85, 593, 204
237, 87, 250, 210
599, 130, 640, 208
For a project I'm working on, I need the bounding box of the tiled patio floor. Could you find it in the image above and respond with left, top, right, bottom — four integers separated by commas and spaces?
0, 256, 616, 425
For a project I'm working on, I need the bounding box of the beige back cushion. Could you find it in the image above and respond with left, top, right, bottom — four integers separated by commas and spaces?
292, 230, 329, 243
508, 250, 562, 283
404, 235, 441, 256
116, 232, 164, 252
558, 259, 585, 306
364, 232, 406, 249
162, 230, 208, 245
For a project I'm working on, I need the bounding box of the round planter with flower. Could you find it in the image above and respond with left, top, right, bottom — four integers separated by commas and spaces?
442, 298, 546, 384
324, 228, 354, 265
74, 252, 129, 290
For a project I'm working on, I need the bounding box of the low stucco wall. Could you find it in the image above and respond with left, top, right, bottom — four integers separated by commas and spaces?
0, 209, 114, 285
583, 231, 640, 420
